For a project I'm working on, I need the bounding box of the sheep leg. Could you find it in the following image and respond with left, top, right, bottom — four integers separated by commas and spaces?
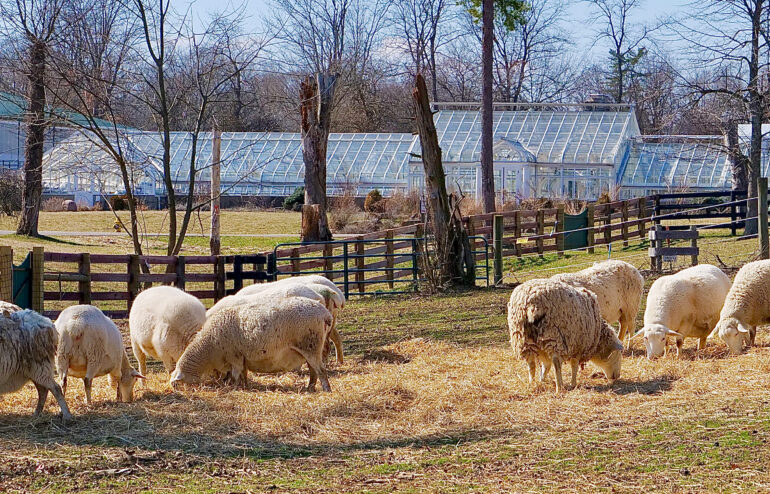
83, 377, 93, 405
675, 338, 683, 357
539, 354, 551, 382
60, 369, 68, 398
527, 359, 537, 383
290, 345, 331, 393
306, 367, 318, 392
161, 357, 176, 375
33, 383, 48, 416
328, 328, 344, 365
750, 326, 757, 347
698, 337, 707, 351
570, 359, 578, 389
132, 343, 147, 384
552, 357, 564, 394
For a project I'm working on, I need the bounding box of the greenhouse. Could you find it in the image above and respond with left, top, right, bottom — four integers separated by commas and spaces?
33, 101, 740, 204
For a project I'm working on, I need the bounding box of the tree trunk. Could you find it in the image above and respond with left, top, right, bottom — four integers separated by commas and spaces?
18, 40, 48, 237
745, 2, 763, 236
727, 124, 749, 192
300, 73, 334, 242
480, 0, 496, 213
413, 73, 475, 286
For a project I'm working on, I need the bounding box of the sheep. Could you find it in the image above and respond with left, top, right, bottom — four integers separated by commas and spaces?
171, 297, 334, 392
551, 260, 644, 341
0, 301, 21, 313
0, 309, 71, 419
633, 264, 731, 359
129, 285, 206, 375
55, 305, 145, 404
508, 279, 623, 393
220, 275, 345, 364
715, 259, 770, 354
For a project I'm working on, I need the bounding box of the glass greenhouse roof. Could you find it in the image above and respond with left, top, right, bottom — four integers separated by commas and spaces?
619, 137, 730, 190
408, 104, 640, 166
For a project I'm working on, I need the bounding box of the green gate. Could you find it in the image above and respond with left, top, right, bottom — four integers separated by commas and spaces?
563, 210, 589, 250
12, 252, 32, 309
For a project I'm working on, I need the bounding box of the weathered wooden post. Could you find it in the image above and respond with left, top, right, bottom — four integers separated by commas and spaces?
759, 177, 769, 259
513, 210, 522, 257
587, 204, 595, 254
215, 256, 226, 301
355, 238, 365, 293
690, 226, 699, 266
323, 243, 334, 281
653, 194, 661, 226
127, 254, 140, 312
31, 247, 43, 313
556, 207, 565, 257
638, 197, 647, 239
210, 128, 221, 256
175, 255, 186, 290
536, 209, 545, 257
730, 190, 737, 236
78, 253, 91, 304
621, 200, 629, 247
0, 246, 12, 303
604, 204, 612, 246
493, 214, 503, 285
385, 229, 395, 289
650, 225, 662, 273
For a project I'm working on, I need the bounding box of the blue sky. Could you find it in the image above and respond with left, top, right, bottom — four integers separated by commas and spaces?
180, 0, 685, 58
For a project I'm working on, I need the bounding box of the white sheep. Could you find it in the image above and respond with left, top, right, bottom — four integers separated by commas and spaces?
0, 301, 21, 313
226, 275, 345, 364
633, 264, 731, 359
508, 279, 623, 393
129, 285, 206, 375
171, 297, 333, 392
0, 309, 71, 419
55, 305, 145, 404
551, 260, 644, 340
715, 259, 770, 354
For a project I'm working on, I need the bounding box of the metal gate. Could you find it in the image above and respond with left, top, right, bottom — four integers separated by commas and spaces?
12, 252, 32, 309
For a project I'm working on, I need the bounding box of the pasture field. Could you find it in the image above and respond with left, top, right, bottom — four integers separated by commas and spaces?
3, 286, 770, 492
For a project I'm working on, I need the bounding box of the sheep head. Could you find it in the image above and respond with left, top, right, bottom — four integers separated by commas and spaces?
716, 317, 751, 355
633, 324, 683, 360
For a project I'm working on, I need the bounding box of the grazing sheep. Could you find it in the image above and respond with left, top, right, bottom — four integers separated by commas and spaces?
171, 297, 333, 392
633, 264, 731, 359
715, 260, 770, 354
129, 286, 206, 375
227, 275, 346, 364
55, 305, 145, 404
508, 279, 623, 393
0, 301, 21, 313
551, 260, 644, 340
0, 309, 71, 419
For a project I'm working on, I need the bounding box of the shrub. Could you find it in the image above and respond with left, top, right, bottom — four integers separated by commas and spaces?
283, 186, 305, 210
109, 194, 131, 211
0, 170, 22, 216
364, 189, 383, 212
329, 188, 361, 232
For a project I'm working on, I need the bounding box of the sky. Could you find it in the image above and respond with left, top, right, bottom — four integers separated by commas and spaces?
179, 0, 686, 59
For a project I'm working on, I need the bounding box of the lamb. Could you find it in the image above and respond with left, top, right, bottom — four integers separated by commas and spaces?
715, 259, 770, 354
551, 260, 644, 340
55, 305, 145, 404
129, 285, 206, 375
222, 275, 345, 364
0, 309, 71, 419
508, 279, 623, 393
633, 264, 731, 359
171, 297, 334, 392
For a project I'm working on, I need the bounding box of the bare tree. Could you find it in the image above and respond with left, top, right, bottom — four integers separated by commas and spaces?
584, 0, 650, 104
0, 0, 66, 235
673, 0, 770, 234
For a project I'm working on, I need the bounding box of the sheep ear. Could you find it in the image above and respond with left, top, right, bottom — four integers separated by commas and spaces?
132, 370, 146, 379
666, 329, 684, 337
737, 323, 751, 334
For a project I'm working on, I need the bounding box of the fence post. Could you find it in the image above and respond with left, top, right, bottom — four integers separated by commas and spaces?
556, 208, 565, 257
323, 243, 334, 281
78, 253, 91, 304
414, 223, 425, 271
0, 246, 12, 303
730, 190, 737, 236
513, 210, 522, 257
355, 238, 365, 294
175, 255, 186, 290
342, 242, 350, 299
267, 252, 277, 282
233, 256, 244, 292
127, 254, 140, 312
216, 256, 226, 300
637, 197, 647, 239
690, 226, 699, 266
536, 210, 545, 257
465, 218, 476, 258
759, 177, 769, 259
653, 194, 661, 226
650, 225, 662, 273
291, 247, 300, 276
587, 205, 595, 254
493, 215, 503, 284
31, 247, 43, 313
385, 229, 395, 289
621, 200, 629, 247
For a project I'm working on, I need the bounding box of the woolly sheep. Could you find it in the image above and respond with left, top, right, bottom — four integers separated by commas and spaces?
551, 260, 644, 340
129, 285, 206, 375
55, 305, 145, 404
715, 259, 770, 354
0, 309, 71, 419
0, 301, 21, 313
633, 264, 731, 359
171, 297, 333, 392
508, 279, 623, 393
227, 275, 345, 364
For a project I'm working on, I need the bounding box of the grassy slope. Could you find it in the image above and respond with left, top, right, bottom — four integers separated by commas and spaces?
3, 289, 770, 492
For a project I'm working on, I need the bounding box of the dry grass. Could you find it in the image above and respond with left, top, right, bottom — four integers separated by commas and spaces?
2, 289, 770, 492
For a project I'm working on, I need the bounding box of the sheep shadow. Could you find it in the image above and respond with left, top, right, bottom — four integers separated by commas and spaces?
591, 374, 677, 395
